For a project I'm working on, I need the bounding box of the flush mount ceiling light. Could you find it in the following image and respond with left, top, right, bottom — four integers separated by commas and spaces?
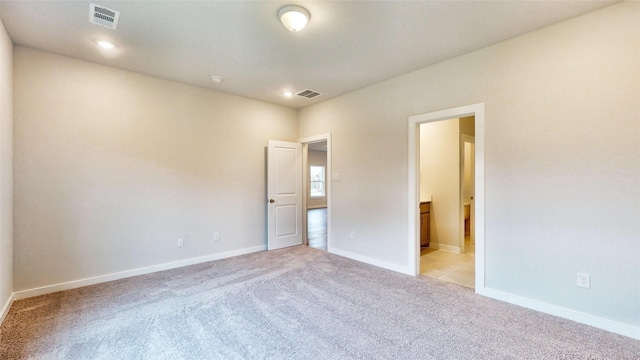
283, 91, 293, 97
211, 75, 223, 83
278, 5, 310, 32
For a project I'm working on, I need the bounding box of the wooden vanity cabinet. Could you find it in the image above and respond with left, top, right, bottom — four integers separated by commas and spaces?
420, 202, 430, 247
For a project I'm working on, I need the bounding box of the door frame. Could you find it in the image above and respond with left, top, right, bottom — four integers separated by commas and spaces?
408, 103, 485, 291
299, 133, 332, 252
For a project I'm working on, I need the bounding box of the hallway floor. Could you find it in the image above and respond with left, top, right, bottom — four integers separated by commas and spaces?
307, 208, 327, 250
420, 237, 475, 289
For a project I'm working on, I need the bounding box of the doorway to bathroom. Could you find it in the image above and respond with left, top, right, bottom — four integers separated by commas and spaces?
417, 117, 475, 288
407, 102, 485, 292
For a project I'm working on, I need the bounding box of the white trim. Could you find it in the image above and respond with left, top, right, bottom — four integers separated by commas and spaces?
307, 205, 327, 210
478, 287, 640, 340
408, 115, 419, 276
298, 133, 332, 252
302, 143, 309, 244
433, 243, 461, 254
330, 247, 413, 276
408, 103, 485, 289
408, 104, 640, 339
0, 292, 15, 325
13, 245, 266, 301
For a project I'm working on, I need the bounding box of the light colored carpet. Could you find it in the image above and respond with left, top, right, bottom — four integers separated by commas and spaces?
1, 246, 637, 359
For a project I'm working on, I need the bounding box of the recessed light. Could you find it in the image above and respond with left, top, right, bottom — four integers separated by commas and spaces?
211, 75, 223, 83
94, 39, 116, 49
283, 91, 293, 97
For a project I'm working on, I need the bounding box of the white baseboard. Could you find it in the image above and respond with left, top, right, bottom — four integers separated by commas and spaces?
307, 206, 327, 210
477, 287, 640, 340
14, 245, 266, 301
329, 247, 413, 276
428, 243, 461, 254
10, 244, 637, 340
330, 247, 639, 340
0, 292, 15, 325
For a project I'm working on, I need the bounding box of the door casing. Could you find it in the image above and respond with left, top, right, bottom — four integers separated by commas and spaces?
408, 104, 485, 291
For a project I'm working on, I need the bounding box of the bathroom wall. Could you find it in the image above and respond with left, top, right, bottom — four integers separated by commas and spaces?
420, 119, 459, 250
460, 116, 474, 136
462, 143, 474, 212
460, 115, 475, 210
420, 118, 472, 252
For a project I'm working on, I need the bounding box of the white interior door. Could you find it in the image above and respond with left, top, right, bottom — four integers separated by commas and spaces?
267, 140, 303, 250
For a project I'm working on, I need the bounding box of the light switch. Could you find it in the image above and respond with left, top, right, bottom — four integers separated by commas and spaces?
332, 173, 341, 182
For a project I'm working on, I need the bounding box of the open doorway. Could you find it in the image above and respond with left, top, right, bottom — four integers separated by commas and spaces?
300, 134, 332, 252
407, 103, 485, 292
307, 141, 328, 250
417, 117, 475, 288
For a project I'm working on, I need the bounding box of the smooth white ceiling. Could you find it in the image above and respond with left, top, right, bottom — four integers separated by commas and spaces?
0, 0, 618, 109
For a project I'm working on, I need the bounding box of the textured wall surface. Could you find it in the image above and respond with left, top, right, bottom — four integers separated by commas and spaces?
13, 47, 297, 290
299, 3, 639, 329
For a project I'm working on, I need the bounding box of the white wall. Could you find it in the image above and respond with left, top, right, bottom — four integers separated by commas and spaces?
13, 47, 297, 291
307, 149, 327, 209
420, 119, 460, 250
299, 2, 639, 334
0, 16, 13, 317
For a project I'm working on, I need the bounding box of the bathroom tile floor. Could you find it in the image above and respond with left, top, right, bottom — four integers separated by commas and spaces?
420, 237, 475, 289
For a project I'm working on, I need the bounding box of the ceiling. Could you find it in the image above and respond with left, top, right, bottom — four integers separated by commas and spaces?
1, 0, 618, 109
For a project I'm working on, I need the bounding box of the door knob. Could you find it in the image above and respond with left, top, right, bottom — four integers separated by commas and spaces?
269, 199, 275, 203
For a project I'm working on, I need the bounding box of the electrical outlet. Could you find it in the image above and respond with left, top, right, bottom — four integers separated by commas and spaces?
177, 238, 184, 247
214, 232, 220, 241
577, 272, 590, 288
350, 231, 356, 240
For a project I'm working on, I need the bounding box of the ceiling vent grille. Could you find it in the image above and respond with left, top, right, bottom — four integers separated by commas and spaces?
89, 3, 120, 30
296, 89, 322, 99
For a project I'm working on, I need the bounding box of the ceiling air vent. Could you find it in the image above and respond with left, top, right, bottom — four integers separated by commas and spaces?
89, 3, 120, 30
296, 89, 322, 99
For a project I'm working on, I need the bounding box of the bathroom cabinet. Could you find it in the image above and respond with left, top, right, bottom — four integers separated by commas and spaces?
420, 202, 430, 247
